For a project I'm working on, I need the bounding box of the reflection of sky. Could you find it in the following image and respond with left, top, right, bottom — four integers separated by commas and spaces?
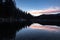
29, 23, 60, 31
16, 23, 60, 40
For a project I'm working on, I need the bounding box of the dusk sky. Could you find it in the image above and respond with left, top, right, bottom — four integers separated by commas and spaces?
16, 0, 60, 16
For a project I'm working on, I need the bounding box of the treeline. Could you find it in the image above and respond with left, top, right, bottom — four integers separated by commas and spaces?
0, 0, 60, 26
1, 0, 60, 20
36, 13, 60, 20
0, 0, 34, 19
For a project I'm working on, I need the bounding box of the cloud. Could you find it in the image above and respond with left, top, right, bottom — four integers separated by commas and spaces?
28, 7, 60, 16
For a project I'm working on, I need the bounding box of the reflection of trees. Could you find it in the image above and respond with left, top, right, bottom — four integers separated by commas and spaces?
0, 0, 31, 40
31, 13, 60, 26
0, 22, 28, 40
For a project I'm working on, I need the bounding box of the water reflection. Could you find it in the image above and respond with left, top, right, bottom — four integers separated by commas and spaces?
16, 23, 60, 40
29, 23, 60, 31
0, 22, 28, 40
0, 22, 60, 40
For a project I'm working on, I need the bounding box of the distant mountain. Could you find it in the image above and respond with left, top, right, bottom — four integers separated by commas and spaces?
35, 13, 60, 20
30, 13, 60, 26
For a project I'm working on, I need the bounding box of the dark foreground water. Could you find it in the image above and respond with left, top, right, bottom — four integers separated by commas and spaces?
0, 23, 60, 40
15, 23, 60, 40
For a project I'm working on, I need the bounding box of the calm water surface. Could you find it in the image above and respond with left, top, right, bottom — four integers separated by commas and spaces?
15, 23, 60, 40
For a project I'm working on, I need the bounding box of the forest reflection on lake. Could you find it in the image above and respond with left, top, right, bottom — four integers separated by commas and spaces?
16, 23, 60, 40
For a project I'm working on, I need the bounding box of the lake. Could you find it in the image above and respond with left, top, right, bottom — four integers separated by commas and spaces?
0, 22, 60, 40
15, 23, 60, 40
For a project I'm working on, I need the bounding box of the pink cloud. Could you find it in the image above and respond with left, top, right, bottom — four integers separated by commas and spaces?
28, 7, 60, 16
39, 7, 60, 13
